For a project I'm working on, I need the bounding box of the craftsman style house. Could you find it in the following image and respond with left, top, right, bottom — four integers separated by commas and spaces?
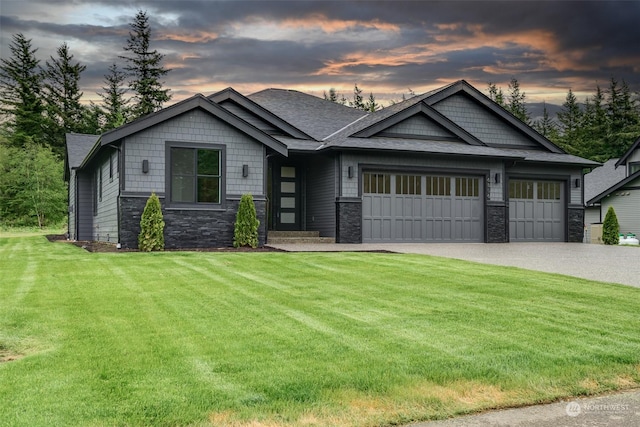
65, 80, 597, 248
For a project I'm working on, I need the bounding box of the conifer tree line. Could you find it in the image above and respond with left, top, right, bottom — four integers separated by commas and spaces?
0, 10, 170, 227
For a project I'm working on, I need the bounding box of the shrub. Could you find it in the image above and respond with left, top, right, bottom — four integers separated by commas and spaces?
602, 206, 620, 245
233, 193, 260, 248
138, 192, 164, 251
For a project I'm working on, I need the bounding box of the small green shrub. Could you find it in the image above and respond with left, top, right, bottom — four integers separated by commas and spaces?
138, 192, 165, 251
602, 206, 620, 245
233, 193, 260, 248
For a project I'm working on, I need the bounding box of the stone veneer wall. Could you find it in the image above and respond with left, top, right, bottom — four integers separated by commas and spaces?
336, 197, 362, 243
486, 202, 508, 243
119, 195, 267, 249
567, 207, 584, 243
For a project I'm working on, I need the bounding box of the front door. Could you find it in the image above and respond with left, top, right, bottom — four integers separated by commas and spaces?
276, 165, 301, 230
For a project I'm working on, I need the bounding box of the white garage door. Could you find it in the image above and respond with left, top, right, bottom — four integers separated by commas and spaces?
509, 180, 564, 241
362, 173, 483, 243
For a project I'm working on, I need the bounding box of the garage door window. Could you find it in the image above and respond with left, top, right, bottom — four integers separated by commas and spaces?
537, 182, 561, 200
509, 180, 533, 199
456, 177, 479, 197
426, 176, 451, 196
396, 175, 421, 195
363, 173, 391, 194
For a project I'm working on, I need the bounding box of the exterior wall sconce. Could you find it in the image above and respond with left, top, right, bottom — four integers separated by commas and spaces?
574, 178, 581, 188
494, 173, 501, 184
348, 166, 353, 179
142, 159, 149, 174
242, 164, 249, 177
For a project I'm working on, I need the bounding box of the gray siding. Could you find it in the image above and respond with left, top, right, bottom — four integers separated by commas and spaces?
124, 109, 264, 197
433, 94, 537, 148
601, 186, 640, 236
76, 171, 93, 241
305, 154, 336, 237
94, 151, 119, 243
68, 170, 76, 240
506, 164, 583, 205
385, 115, 454, 138
340, 152, 503, 201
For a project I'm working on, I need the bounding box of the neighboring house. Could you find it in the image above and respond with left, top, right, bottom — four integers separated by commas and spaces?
65, 80, 598, 249
585, 136, 640, 239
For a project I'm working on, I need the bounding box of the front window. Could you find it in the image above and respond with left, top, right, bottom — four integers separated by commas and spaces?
169, 146, 222, 205
629, 162, 640, 176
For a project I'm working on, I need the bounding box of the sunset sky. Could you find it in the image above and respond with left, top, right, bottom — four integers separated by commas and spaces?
1, 0, 638, 107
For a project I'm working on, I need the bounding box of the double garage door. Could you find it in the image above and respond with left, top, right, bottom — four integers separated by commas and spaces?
362, 172, 483, 243
508, 179, 564, 241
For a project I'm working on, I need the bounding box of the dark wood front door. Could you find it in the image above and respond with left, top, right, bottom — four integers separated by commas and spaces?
276, 165, 301, 230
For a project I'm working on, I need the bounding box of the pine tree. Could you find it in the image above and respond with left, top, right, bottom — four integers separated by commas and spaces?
532, 103, 559, 142
121, 10, 171, 119
43, 42, 87, 156
506, 78, 530, 124
602, 206, 620, 245
350, 83, 365, 110
138, 192, 165, 251
604, 79, 640, 158
0, 33, 46, 145
98, 63, 129, 131
365, 92, 380, 112
233, 193, 260, 248
487, 82, 505, 107
557, 89, 583, 155
324, 88, 338, 102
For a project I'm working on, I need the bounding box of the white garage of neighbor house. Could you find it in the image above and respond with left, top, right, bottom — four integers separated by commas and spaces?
66, 80, 598, 249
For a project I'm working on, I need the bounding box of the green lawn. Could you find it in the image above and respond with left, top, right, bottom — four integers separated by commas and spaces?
1, 236, 639, 427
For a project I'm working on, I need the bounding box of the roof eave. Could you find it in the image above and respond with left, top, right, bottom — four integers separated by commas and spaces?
586, 169, 640, 205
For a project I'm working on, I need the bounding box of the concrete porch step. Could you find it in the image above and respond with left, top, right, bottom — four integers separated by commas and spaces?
267, 231, 335, 244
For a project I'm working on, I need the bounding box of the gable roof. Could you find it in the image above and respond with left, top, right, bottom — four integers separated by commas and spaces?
586, 169, 640, 205
77, 94, 288, 170
209, 87, 313, 140
615, 135, 640, 168
424, 80, 565, 154
64, 132, 100, 180
247, 88, 366, 140
584, 158, 626, 203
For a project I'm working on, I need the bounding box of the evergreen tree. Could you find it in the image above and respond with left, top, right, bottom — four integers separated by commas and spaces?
43, 42, 87, 156
121, 10, 171, 119
557, 89, 583, 155
233, 193, 260, 248
98, 63, 129, 131
506, 78, 530, 124
365, 92, 380, 112
0, 33, 46, 145
602, 206, 620, 245
138, 192, 165, 251
324, 88, 338, 102
532, 103, 559, 142
350, 83, 365, 110
604, 79, 640, 158
487, 82, 505, 107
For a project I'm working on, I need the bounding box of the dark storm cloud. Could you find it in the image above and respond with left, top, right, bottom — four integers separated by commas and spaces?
1, 0, 638, 103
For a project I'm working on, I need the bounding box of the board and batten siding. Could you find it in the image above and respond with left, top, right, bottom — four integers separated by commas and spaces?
432, 94, 537, 148
506, 164, 583, 205
340, 152, 503, 201
305, 154, 337, 237
94, 151, 119, 243
124, 109, 264, 197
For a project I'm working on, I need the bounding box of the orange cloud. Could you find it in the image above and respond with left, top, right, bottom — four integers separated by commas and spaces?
278, 15, 400, 33
158, 30, 219, 43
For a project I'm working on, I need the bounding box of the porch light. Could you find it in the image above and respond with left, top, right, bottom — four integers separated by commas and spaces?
142, 159, 149, 174
348, 166, 353, 179
574, 178, 580, 188
242, 164, 249, 177
494, 173, 501, 184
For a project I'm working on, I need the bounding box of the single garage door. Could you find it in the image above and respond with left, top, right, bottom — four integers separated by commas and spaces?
509, 180, 564, 241
362, 173, 483, 243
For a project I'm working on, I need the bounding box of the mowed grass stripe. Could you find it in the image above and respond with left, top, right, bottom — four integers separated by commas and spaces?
1, 237, 640, 427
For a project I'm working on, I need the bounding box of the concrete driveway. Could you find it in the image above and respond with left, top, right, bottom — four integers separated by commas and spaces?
268, 242, 640, 288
